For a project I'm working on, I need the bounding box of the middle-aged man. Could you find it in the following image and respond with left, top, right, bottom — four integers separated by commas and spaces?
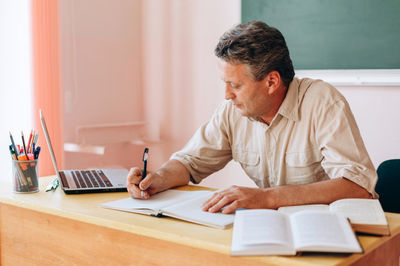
126, 21, 377, 214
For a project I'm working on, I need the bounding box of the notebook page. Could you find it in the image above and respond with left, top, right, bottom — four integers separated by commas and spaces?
101, 190, 208, 214
161, 192, 234, 229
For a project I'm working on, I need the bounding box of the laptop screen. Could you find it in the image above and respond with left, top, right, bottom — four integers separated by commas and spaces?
39, 109, 61, 177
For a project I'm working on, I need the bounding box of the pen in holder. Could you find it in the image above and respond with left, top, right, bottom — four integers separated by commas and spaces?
12, 158, 39, 193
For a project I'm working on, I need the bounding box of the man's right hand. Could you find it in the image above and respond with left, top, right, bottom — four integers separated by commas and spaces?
126, 167, 165, 199
126, 160, 191, 200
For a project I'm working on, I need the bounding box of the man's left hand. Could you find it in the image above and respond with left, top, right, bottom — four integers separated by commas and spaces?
201, 185, 274, 214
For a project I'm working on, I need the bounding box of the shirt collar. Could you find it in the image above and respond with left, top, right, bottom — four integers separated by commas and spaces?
277, 77, 300, 122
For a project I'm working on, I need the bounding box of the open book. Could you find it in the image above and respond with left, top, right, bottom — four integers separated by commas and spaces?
278, 199, 389, 235
231, 209, 362, 256
101, 190, 234, 229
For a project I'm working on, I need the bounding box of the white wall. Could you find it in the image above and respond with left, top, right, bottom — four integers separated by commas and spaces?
59, 0, 146, 169
0, 0, 33, 181
338, 86, 400, 168
59, 0, 143, 139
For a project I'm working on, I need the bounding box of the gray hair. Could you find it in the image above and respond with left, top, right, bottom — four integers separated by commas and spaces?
215, 21, 295, 87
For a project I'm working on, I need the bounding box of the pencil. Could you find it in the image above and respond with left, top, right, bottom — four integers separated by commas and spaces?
27, 130, 33, 153
29, 130, 35, 153
21, 131, 28, 156
34, 132, 39, 146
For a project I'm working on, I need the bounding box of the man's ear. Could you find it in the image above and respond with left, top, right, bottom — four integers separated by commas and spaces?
264, 71, 282, 95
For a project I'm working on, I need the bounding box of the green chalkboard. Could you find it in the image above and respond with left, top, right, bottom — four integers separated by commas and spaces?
242, 0, 400, 69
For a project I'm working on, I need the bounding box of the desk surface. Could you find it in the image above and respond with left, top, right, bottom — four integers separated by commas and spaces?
1, 176, 400, 265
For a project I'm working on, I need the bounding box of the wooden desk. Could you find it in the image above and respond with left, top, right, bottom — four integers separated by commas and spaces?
1, 176, 399, 265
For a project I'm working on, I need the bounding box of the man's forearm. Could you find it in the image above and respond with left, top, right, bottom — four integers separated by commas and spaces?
268, 177, 372, 209
154, 159, 191, 191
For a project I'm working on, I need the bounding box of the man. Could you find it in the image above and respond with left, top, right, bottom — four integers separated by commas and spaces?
127, 21, 377, 214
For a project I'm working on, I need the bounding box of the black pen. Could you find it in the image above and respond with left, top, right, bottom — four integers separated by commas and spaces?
142, 148, 149, 179
9, 131, 19, 157
21, 131, 28, 156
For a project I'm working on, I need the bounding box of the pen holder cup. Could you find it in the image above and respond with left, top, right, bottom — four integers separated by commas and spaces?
12, 159, 39, 193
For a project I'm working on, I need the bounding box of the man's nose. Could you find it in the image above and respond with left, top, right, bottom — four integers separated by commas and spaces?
225, 85, 235, 100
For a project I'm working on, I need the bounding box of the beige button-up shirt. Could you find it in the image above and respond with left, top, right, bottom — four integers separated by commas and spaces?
171, 77, 377, 195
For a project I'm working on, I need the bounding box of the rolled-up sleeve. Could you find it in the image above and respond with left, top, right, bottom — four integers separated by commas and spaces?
316, 99, 378, 197
170, 102, 233, 184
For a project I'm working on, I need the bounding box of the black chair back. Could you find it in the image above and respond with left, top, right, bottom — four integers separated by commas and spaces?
376, 159, 400, 213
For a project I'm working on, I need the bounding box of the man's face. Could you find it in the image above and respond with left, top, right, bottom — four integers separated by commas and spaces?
218, 60, 271, 119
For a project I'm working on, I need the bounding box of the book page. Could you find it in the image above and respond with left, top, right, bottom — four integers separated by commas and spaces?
290, 210, 361, 253
161, 192, 234, 229
235, 210, 293, 246
231, 210, 295, 256
278, 204, 329, 215
329, 199, 387, 225
101, 190, 209, 215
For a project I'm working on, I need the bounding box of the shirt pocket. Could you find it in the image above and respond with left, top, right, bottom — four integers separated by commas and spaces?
232, 148, 260, 180
285, 148, 325, 185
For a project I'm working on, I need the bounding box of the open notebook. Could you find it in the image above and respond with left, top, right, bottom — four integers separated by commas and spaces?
101, 190, 235, 229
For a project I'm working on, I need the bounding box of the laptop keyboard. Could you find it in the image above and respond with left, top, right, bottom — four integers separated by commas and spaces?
59, 170, 113, 188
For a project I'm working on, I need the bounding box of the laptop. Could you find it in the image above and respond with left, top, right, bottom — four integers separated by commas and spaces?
40, 110, 128, 194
